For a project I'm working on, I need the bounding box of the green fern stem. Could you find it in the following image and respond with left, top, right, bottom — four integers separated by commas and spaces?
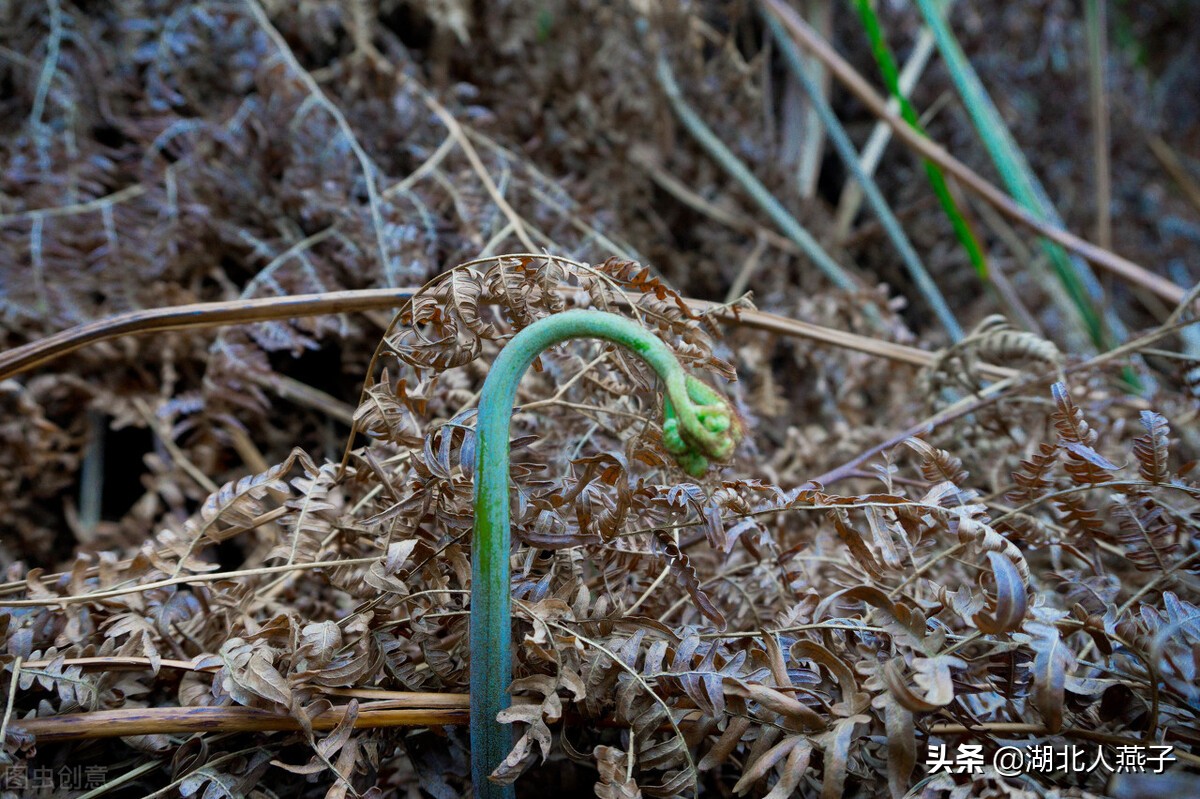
471, 309, 741, 798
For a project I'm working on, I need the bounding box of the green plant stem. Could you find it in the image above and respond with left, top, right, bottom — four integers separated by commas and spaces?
851, 0, 989, 282
910, 0, 1125, 351
471, 309, 739, 798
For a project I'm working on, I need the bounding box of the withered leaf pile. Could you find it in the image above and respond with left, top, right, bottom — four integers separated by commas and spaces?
1, 2, 1199, 799
2, 256, 1199, 798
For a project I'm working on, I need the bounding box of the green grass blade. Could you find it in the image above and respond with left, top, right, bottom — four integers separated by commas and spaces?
852, 0, 989, 282
912, 0, 1128, 351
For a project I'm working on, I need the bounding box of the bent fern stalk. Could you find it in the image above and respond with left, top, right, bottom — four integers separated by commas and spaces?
471, 309, 741, 798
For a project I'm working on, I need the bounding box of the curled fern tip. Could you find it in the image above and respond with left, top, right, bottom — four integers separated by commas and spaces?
663, 375, 742, 476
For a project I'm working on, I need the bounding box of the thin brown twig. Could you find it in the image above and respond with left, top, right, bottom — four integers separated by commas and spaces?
725, 233, 770, 304
0, 281, 1018, 382
75, 760, 160, 799
0, 184, 148, 225
632, 152, 801, 257
991, 479, 1200, 528
133, 397, 218, 494
477, 132, 639, 260
0, 289, 415, 380
422, 94, 538, 253
249, 371, 357, 424
0, 656, 22, 747
801, 374, 1022, 491
833, 18, 938, 240
0, 505, 292, 598
1116, 550, 1200, 616
1147, 135, 1200, 217
792, 306, 1200, 498
12, 697, 470, 743
20, 656, 210, 673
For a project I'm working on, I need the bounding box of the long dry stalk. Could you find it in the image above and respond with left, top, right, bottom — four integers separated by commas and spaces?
0, 280, 1018, 382
910, 0, 1117, 350
13, 696, 470, 742
849, 0, 988, 284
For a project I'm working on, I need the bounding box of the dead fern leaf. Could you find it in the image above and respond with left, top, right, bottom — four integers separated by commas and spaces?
905, 438, 968, 487
972, 315, 1062, 368
1024, 606, 1076, 733
972, 551, 1029, 634
880, 656, 963, 713
651, 532, 726, 629
733, 735, 810, 796
1051, 382, 1097, 447
1134, 410, 1172, 485
1008, 442, 1060, 504
595, 746, 643, 799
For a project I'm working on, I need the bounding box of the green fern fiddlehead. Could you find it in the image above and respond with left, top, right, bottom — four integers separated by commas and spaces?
471, 309, 740, 798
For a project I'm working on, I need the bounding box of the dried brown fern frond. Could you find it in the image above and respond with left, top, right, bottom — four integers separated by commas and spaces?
1133, 410, 1172, 486
919, 315, 1060, 409
905, 438, 969, 489
971, 315, 1062, 369
1008, 441, 1060, 504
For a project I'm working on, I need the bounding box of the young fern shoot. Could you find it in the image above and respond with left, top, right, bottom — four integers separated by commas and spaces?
471, 309, 741, 798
